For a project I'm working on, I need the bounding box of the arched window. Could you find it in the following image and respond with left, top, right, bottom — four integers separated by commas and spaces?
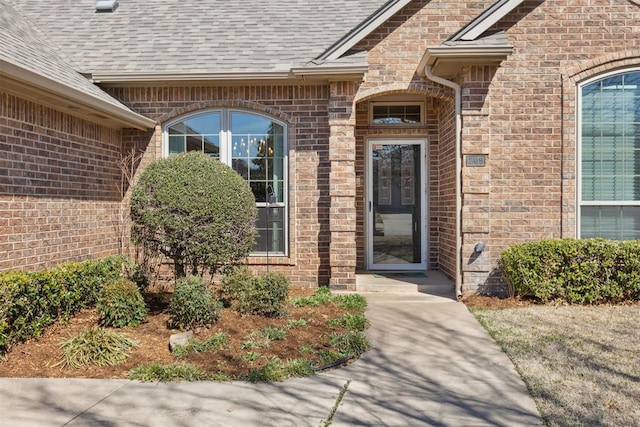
579, 70, 640, 239
165, 110, 287, 255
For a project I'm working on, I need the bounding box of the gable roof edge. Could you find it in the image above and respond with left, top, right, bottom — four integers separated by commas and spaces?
315, 0, 412, 62
447, 0, 525, 42
1, 58, 156, 130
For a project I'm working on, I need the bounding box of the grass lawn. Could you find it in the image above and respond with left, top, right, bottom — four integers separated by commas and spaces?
467, 301, 640, 426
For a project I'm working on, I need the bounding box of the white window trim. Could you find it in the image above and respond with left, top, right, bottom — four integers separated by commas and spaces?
576, 67, 640, 238
163, 108, 289, 256
369, 101, 426, 127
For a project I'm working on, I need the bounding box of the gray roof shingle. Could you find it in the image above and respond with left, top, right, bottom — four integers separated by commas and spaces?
0, 1, 141, 111
7, 0, 390, 76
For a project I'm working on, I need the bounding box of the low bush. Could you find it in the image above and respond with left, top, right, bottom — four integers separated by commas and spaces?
172, 333, 229, 358
168, 276, 222, 330
244, 357, 286, 382
500, 238, 640, 303
330, 331, 371, 357
59, 327, 138, 368
327, 313, 369, 331
284, 358, 315, 378
97, 279, 147, 328
335, 294, 368, 312
291, 287, 332, 307
129, 362, 207, 382
218, 266, 253, 307
225, 270, 290, 317
0, 256, 125, 353
260, 326, 287, 341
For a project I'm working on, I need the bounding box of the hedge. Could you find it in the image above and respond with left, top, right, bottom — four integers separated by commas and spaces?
500, 238, 640, 304
0, 256, 125, 353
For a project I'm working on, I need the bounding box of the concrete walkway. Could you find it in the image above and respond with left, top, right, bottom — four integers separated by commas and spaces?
0, 281, 542, 426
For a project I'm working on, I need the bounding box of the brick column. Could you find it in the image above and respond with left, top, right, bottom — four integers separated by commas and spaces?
328, 81, 358, 290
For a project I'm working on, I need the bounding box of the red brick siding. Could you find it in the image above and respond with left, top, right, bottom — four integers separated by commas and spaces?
106, 85, 333, 286
0, 92, 123, 271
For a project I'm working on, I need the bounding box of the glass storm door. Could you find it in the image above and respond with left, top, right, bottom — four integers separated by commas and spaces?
367, 140, 427, 270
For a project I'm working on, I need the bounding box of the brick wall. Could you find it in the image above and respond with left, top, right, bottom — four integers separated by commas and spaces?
0, 92, 123, 272
106, 84, 334, 286
458, 0, 640, 293
352, 0, 640, 292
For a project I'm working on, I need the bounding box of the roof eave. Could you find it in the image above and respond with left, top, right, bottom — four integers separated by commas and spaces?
290, 64, 368, 80
91, 71, 294, 84
418, 45, 514, 78
1, 59, 155, 130
91, 67, 368, 85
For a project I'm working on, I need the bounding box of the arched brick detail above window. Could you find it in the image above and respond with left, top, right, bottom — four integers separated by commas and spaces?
156, 100, 295, 127
565, 50, 640, 84
355, 80, 453, 104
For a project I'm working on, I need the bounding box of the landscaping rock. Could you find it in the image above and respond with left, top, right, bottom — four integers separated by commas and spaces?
169, 331, 193, 352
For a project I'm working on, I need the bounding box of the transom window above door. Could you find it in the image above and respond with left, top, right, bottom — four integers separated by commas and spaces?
370, 102, 425, 126
165, 110, 288, 255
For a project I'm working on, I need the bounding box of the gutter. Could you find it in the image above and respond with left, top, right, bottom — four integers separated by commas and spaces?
91, 71, 293, 83
91, 65, 369, 84
423, 65, 463, 298
1, 59, 155, 130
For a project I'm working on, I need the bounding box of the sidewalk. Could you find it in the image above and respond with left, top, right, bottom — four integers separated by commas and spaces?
0, 289, 542, 426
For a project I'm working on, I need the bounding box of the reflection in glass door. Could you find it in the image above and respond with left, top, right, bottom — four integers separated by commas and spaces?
367, 140, 426, 270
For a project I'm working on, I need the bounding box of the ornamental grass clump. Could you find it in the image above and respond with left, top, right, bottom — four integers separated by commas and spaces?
168, 276, 222, 330
59, 327, 138, 369
97, 278, 147, 328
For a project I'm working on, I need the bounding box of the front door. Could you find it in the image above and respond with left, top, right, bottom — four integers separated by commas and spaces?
367, 140, 427, 270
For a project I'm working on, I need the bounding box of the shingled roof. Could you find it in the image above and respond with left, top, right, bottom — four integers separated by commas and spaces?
7, 0, 395, 80
1, 1, 155, 128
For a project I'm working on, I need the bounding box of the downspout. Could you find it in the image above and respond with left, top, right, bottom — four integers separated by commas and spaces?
423, 65, 463, 298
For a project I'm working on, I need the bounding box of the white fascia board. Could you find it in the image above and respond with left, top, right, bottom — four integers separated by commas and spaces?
452, 0, 524, 41
91, 71, 293, 83
317, 0, 412, 62
0, 59, 155, 130
427, 45, 514, 59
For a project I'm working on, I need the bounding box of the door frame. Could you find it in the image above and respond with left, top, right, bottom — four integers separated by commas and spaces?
365, 138, 428, 271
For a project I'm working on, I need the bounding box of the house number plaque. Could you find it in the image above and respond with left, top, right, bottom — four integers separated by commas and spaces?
465, 155, 486, 167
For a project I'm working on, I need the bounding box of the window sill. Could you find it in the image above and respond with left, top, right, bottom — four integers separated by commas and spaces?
246, 255, 295, 266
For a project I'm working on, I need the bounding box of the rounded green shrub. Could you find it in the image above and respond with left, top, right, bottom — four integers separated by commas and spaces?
130, 151, 257, 278
219, 266, 253, 307
169, 276, 222, 330
500, 238, 640, 304
234, 272, 290, 317
97, 279, 147, 328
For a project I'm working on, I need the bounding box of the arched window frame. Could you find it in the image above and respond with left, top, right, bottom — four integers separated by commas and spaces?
577, 68, 640, 240
163, 109, 289, 256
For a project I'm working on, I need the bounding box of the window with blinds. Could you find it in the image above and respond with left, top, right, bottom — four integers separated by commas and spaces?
580, 71, 640, 239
